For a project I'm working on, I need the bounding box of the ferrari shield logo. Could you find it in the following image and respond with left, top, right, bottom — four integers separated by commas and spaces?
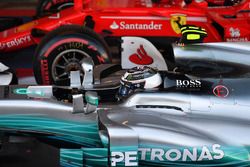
171, 15, 187, 34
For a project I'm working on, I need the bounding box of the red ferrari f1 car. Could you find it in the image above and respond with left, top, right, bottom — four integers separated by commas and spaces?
0, 0, 249, 85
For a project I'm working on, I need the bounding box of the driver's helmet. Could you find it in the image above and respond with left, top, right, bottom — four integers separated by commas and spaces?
118, 66, 162, 97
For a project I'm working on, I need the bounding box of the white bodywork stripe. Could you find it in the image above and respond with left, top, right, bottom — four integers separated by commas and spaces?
101, 16, 207, 22
187, 17, 207, 22
101, 16, 170, 20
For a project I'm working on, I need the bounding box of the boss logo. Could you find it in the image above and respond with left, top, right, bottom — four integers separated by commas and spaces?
176, 80, 201, 88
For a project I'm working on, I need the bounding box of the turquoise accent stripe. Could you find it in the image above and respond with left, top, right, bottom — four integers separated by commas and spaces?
61, 149, 83, 167
60, 148, 108, 167
0, 114, 101, 147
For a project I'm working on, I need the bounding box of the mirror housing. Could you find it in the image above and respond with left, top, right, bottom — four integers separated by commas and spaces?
70, 71, 82, 88
85, 91, 99, 114
82, 57, 94, 88
72, 91, 99, 114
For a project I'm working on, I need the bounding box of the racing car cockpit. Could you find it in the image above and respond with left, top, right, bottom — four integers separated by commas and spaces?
118, 66, 162, 97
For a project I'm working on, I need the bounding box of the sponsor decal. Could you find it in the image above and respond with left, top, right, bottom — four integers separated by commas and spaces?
176, 79, 201, 88
0, 35, 31, 50
170, 14, 187, 34
110, 21, 119, 29
213, 85, 229, 98
0, 43, 5, 50
41, 59, 50, 85
129, 45, 154, 65
111, 151, 138, 167
110, 21, 163, 30
111, 144, 224, 166
226, 37, 248, 42
229, 27, 240, 38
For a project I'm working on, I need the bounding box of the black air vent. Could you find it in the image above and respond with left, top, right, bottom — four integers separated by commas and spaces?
136, 105, 183, 111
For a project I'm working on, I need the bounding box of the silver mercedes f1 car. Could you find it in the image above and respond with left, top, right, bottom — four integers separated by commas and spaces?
0, 42, 250, 167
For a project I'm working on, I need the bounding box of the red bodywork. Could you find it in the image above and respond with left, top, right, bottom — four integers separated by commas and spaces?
0, 0, 249, 53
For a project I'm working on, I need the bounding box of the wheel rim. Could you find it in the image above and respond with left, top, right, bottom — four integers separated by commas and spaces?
51, 49, 90, 83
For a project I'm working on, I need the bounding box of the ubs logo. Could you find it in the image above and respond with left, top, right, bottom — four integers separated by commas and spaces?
213, 85, 229, 98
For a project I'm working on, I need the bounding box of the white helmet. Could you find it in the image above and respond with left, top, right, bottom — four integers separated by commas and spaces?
118, 66, 162, 97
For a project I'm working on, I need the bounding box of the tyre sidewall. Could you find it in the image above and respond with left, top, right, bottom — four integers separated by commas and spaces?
34, 34, 110, 85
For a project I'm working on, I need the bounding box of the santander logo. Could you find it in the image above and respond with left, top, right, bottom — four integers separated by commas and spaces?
110, 21, 162, 30
129, 45, 154, 65
110, 21, 119, 30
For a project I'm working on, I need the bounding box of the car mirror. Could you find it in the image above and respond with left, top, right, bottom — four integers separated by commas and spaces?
81, 57, 94, 88
72, 91, 98, 114
70, 71, 82, 88
85, 91, 99, 114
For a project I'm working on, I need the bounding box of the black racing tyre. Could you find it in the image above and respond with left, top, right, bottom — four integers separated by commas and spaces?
33, 25, 111, 85
36, 0, 74, 17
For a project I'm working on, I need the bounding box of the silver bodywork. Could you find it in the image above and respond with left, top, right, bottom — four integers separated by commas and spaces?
173, 42, 250, 77
0, 62, 14, 85
0, 78, 249, 166
100, 79, 250, 146
97, 78, 250, 166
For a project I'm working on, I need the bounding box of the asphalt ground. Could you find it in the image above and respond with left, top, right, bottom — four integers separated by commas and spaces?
0, 137, 59, 167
